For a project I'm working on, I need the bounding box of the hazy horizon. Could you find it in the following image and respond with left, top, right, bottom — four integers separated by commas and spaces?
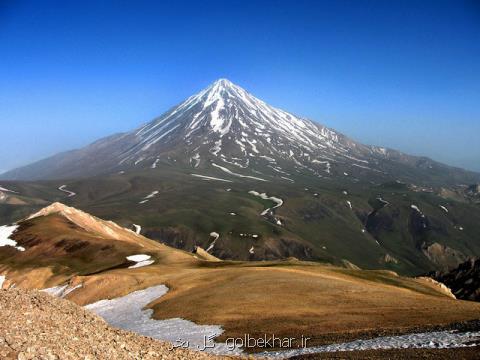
1, 0, 479, 174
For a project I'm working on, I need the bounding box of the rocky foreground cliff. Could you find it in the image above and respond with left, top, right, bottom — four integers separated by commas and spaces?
0, 287, 226, 360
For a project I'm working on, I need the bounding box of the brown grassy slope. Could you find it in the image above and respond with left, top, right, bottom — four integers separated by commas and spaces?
144, 264, 480, 348
1, 206, 480, 353
0, 211, 198, 288
61, 260, 480, 350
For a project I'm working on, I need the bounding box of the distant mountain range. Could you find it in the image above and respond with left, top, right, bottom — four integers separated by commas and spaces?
1, 79, 479, 276
2, 79, 479, 186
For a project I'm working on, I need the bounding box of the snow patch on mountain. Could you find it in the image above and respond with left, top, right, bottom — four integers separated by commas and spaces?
126, 254, 155, 268
377, 197, 390, 206
191, 153, 200, 168
248, 191, 284, 221
85, 284, 237, 355
42, 283, 83, 298
206, 232, 219, 252
58, 185, 76, 197
260, 330, 480, 357
249, 191, 283, 211
133, 224, 141, 234
191, 174, 233, 182
411, 204, 425, 218
0, 185, 17, 193
151, 159, 160, 169
139, 191, 159, 204
212, 163, 268, 181
0, 225, 25, 251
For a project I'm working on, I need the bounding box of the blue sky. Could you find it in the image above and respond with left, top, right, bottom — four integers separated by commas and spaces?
1, 0, 479, 173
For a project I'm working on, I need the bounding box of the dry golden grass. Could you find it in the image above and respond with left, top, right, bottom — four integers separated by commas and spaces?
2, 208, 480, 351
152, 265, 480, 346
64, 261, 480, 349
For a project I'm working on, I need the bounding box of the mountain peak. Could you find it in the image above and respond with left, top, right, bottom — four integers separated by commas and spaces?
4, 79, 478, 186
27, 202, 74, 219
211, 78, 234, 87
203, 78, 245, 99
25, 202, 140, 241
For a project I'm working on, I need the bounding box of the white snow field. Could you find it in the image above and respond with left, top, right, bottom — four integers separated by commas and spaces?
40, 281, 480, 357
126, 254, 155, 269
0, 225, 25, 251
85, 285, 241, 355
126, 254, 150, 262
258, 330, 480, 358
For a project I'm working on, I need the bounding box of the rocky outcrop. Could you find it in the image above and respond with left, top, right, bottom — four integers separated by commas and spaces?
0, 287, 226, 359
465, 184, 480, 203
380, 253, 399, 265
416, 277, 456, 299
428, 258, 480, 301
193, 246, 221, 262
466, 184, 480, 196
422, 242, 467, 272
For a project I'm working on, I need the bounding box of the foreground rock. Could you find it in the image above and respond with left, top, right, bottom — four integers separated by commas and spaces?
0, 287, 228, 360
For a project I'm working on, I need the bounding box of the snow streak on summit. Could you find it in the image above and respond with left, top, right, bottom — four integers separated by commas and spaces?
2, 79, 479, 185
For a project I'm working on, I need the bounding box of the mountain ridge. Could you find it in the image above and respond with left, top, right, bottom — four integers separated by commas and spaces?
2, 202, 480, 357
2, 79, 479, 186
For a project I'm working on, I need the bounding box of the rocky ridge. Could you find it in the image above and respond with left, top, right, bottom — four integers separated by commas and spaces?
429, 258, 480, 301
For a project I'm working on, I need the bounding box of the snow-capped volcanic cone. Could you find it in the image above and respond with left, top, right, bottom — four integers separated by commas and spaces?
126, 78, 349, 174
2, 79, 478, 185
